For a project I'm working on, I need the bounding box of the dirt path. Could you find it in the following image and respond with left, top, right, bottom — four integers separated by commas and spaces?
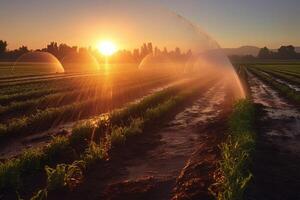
246, 71, 300, 199
55, 79, 232, 200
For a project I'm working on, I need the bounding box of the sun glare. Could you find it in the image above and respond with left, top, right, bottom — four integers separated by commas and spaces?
97, 40, 118, 56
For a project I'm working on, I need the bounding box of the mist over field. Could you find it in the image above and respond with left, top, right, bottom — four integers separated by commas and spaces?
0, 1, 299, 200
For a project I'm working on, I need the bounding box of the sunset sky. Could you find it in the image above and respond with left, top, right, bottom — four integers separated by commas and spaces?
0, 0, 299, 50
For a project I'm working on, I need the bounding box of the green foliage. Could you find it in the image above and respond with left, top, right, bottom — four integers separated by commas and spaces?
108, 118, 144, 147
64, 160, 86, 190
83, 142, 105, 166
70, 121, 95, 146
45, 164, 67, 191
0, 148, 46, 191
18, 149, 44, 172
43, 136, 69, 161
45, 160, 85, 191
0, 159, 21, 191
0, 136, 70, 191
213, 99, 256, 200
109, 85, 179, 125
30, 189, 47, 200
144, 97, 179, 123
229, 99, 255, 134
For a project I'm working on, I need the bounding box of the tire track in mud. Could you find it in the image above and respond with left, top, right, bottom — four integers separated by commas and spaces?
63, 79, 232, 200
246, 70, 300, 200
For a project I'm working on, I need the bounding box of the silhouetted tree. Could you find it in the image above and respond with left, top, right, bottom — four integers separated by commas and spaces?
277, 45, 297, 59
46, 42, 59, 57
0, 40, 7, 55
258, 47, 272, 59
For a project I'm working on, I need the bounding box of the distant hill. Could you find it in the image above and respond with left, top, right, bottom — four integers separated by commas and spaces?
222, 46, 260, 56
223, 46, 300, 56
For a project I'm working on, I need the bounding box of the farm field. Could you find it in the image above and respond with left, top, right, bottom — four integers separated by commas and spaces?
0, 58, 250, 200
1, 59, 300, 200
1, 1, 299, 199
234, 61, 300, 199
1, 57, 300, 200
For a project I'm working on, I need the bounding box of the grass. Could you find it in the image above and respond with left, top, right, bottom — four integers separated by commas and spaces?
212, 99, 256, 200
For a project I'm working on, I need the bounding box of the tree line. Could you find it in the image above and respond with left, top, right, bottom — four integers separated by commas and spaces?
0, 40, 191, 64
229, 45, 300, 62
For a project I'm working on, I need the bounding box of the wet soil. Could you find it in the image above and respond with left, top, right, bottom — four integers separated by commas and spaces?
245, 71, 300, 199
261, 70, 300, 92
50, 80, 233, 200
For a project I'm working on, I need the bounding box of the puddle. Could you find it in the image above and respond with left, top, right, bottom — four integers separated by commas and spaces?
273, 77, 300, 92
247, 70, 300, 155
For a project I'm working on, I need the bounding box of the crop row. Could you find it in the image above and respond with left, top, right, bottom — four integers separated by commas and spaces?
0, 71, 170, 98
27, 77, 211, 200
0, 74, 98, 96
249, 67, 300, 104
0, 86, 74, 106
0, 72, 171, 106
0, 72, 102, 88
0, 75, 172, 122
252, 66, 300, 85
0, 77, 204, 199
0, 71, 106, 95
0, 71, 85, 83
0, 76, 176, 141
212, 99, 256, 199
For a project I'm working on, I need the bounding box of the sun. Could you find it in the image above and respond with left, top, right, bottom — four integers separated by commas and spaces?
97, 40, 117, 56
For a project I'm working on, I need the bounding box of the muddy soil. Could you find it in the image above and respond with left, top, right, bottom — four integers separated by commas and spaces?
261, 70, 300, 92
245, 71, 300, 199
50, 80, 233, 200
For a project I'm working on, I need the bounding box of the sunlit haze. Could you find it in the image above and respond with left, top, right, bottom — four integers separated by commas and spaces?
97, 40, 118, 56
0, 1, 299, 200
1, 0, 299, 49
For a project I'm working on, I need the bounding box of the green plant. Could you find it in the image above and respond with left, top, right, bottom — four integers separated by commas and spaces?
212, 99, 256, 200
30, 189, 47, 200
65, 160, 86, 190
18, 149, 44, 172
43, 136, 69, 161
45, 164, 67, 191
83, 142, 106, 165
45, 160, 86, 191
70, 121, 95, 146
0, 159, 21, 191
